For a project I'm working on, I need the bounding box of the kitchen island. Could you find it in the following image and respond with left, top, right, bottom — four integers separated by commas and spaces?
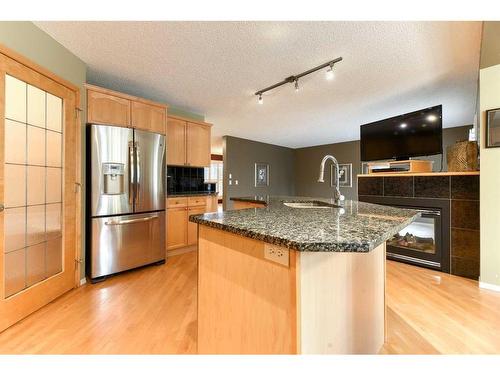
190, 196, 419, 354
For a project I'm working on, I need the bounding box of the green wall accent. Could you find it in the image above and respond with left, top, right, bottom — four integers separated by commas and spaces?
0, 21, 88, 279
168, 106, 205, 122
0, 22, 86, 91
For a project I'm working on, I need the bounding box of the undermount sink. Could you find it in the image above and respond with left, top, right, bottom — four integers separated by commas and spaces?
283, 201, 341, 209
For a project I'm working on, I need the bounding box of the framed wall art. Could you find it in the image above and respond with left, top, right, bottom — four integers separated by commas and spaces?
255, 163, 269, 187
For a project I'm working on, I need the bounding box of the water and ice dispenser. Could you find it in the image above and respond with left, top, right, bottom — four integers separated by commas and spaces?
102, 163, 125, 195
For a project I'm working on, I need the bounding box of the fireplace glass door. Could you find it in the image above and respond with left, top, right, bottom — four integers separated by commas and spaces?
386, 208, 442, 270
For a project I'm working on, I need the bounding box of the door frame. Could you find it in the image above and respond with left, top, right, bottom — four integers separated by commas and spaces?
0, 43, 82, 331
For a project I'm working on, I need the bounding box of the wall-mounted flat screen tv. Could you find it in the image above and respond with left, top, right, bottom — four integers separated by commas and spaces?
360, 105, 443, 162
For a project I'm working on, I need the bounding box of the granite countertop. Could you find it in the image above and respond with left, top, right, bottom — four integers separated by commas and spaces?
190, 196, 420, 252
168, 192, 218, 197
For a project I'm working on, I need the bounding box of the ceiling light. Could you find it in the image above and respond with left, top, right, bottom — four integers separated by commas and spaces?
400, 123, 407, 128
426, 114, 438, 122
258, 93, 263, 104
254, 56, 342, 102
326, 64, 334, 80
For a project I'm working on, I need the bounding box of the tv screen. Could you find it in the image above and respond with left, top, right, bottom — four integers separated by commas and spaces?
360, 105, 443, 162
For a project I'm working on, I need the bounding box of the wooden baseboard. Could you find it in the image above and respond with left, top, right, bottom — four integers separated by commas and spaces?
167, 245, 197, 257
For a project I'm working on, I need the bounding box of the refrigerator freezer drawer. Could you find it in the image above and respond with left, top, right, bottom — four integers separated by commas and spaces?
90, 211, 165, 279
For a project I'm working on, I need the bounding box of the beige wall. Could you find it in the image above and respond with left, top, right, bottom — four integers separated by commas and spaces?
479, 64, 500, 288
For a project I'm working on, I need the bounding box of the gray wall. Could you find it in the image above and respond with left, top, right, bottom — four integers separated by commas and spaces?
223, 136, 295, 209
293, 125, 472, 200
0, 21, 88, 279
294, 140, 361, 201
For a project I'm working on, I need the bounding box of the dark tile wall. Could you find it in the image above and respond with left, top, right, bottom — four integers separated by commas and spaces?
167, 166, 215, 195
451, 175, 479, 200
383, 177, 413, 197
357, 177, 383, 196
414, 176, 450, 199
358, 174, 480, 280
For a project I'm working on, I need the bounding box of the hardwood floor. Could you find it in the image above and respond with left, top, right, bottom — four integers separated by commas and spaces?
0, 252, 198, 354
383, 260, 500, 354
0, 253, 499, 354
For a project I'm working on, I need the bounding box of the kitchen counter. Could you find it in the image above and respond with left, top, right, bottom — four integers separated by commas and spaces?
190, 196, 419, 252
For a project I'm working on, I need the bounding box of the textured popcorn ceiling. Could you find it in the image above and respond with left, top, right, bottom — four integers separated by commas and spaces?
35, 21, 481, 153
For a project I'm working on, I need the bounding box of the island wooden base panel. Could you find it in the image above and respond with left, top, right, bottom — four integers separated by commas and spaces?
197, 226, 385, 354
0, 252, 499, 354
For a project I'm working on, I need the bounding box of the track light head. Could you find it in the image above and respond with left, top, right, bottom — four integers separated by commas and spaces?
326, 64, 335, 80
294, 79, 299, 92
258, 93, 263, 104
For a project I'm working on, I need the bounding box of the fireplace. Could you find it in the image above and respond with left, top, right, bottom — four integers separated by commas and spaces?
386, 207, 444, 270
359, 196, 450, 273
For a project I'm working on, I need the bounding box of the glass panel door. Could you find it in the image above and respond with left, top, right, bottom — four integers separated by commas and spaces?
1, 51, 77, 333
3, 75, 63, 297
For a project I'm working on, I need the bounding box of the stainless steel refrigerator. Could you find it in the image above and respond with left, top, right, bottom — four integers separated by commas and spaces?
87, 124, 166, 282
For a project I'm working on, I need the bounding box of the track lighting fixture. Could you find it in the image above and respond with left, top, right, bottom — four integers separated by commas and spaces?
255, 57, 342, 104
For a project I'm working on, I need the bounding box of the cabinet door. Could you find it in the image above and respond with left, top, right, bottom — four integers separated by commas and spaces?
167, 117, 187, 166
131, 101, 166, 133
87, 89, 131, 127
187, 206, 206, 245
186, 122, 211, 167
167, 208, 188, 250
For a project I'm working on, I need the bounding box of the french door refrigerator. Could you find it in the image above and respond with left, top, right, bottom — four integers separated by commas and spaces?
87, 124, 166, 282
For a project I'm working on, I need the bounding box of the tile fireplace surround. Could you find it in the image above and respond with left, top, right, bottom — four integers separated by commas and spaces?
358, 173, 480, 279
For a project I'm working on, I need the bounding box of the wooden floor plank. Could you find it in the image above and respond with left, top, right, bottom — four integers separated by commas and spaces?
0, 253, 499, 354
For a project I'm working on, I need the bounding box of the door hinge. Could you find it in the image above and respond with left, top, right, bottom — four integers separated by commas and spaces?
74, 182, 82, 193
75, 107, 83, 119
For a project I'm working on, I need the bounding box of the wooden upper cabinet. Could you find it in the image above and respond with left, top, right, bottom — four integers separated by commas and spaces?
87, 89, 131, 127
186, 122, 211, 167
167, 117, 187, 166
86, 84, 167, 133
131, 101, 166, 133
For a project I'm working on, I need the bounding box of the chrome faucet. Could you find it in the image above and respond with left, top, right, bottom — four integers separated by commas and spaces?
318, 155, 345, 204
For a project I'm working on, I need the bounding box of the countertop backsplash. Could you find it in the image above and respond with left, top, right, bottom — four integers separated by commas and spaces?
167, 166, 216, 195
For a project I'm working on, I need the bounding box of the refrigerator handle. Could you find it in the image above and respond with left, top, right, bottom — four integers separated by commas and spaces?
136, 143, 141, 206
128, 141, 135, 206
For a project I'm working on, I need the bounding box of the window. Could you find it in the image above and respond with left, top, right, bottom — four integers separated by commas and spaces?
204, 160, 223, 198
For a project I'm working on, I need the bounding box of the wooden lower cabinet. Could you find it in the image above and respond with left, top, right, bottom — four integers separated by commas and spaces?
187, 206, 207, 245
167, 195, 218, 252
167, 207, 188, 250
